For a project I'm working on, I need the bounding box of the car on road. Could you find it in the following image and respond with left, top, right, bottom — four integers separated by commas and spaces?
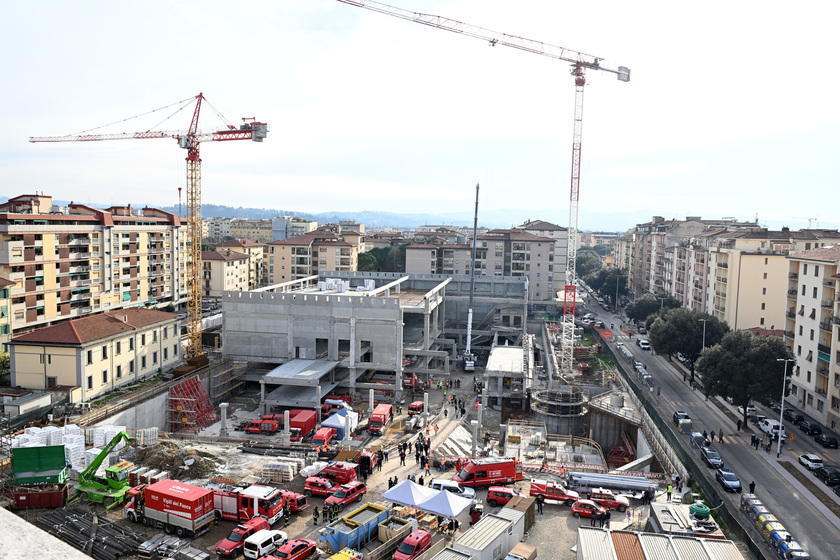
588, 488, 630, 512
816, 434, 839, 449
716, 468, 742, 492
430, 479, 476, 500
638, 326, 647, 334
738, 404, 757, 416
700, 446, 724, 468
799, 420, 822, 436
570, 499, 606, 519
615, 341, 625, 349
303, 477, 335, 497
638, 340, 651, 350
673, 411, 690, 424
814, 466, 840, 486
799, 453, 824, 470
269, 538, 317, 560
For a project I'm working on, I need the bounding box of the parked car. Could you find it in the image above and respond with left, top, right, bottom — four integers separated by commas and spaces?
570, 499, 606, 519
783, 410, 804, 425
700, 446, 724, 468
587, 488, 629, 512
269, 538, 317, 560
716, 468, 742, 492
799, 421, 822, 436
816, 434, 839, 449
303, 477, 336, 497
429, 479, 476, 500
486, 486, 520, 507
324, 481, 366, 511
215, 518, 271, 557
814, 466, 840, 486
799, 454, 824, 470
738, 404, 757, 416
393, 530, 432, 560
673, 411, 690, 424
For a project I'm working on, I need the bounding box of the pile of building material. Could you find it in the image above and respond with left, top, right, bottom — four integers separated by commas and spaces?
137, 534, 211, 560
261, 459, 306, 483
131, 439, 219, 480
34, 507, 145, 560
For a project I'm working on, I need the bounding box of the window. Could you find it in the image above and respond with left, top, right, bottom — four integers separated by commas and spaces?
765, 257, 768, 265
833, 397, 839, 411
129, 338, 134, 351
804, 264, 808, 274
87, 375, 93, 390
87, 350, 93, 365
802, 285, 806, 296
815, 265, 820, 276
141, 356, 146, 368
153, 351, 158, 365
116, 341, 121, 355
141, 334, 146, 346
102, 370, 108, 384
173, 344, 178, 356
153, 330, 157, 342
818, 400, 824, 412
813, 287, 818, 298
760, 318, 765, 325
761, 303, 766, 310
763, 273, 767, 279
811, 329, 815, 340
797, 345, 802, 356
791, 384, 798, 395
163, 348, 168, 360
163, 327, 168, 340
762, 288, 767, 295
799, 325, 803, 335
102, 345, 108, 359
807, 393, 814, 406
130, 361, 135, 374
116, 365, 122, 379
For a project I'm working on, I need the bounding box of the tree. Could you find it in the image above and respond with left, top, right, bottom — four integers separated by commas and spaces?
584, 268, 627, 302
358, 252, 379, 272
625, 293, 680, 325
647, 309, 728, 375
696, 331, 795, 427
382, 246, 404, 272
591, 245, 611, 256
0, 351, 9, 386
576, 251, 602, 278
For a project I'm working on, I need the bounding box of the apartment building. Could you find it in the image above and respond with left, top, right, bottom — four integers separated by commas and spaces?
272, 216, 318, 241
266, 230, 359, 284
215, 239, 266, 289
9, 308, 180, 401
0, 278, 13, 352
365, 232, 410, 250
518, 220, 570, 279
0, 194, 186, 337
405, 243, 473, 276
785, 245, 840, 429
230, 219, 273, 243
202, 250, 250, 298
204, 217, 233, 243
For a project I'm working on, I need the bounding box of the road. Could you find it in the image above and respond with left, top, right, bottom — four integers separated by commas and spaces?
585, 298, 840, 560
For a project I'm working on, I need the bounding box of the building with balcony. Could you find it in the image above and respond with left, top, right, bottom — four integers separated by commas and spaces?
202, 250, 250, 298
0, 194, 186, 338
784, 245, 840, 429
266, 230, 360, 284
204, 217, 233, 243
271, 216, 318, 242
0, 278, 13, 352
215, 239, 266, 289
9, 308, 180, 401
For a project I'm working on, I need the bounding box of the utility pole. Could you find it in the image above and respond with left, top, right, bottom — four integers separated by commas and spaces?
777, 358, 795, 457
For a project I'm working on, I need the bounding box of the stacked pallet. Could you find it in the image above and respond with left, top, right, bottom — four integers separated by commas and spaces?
262, 462, 295, 483
43, 426, 64, 446
62, 434, 86, 471
134, 427, 159, 446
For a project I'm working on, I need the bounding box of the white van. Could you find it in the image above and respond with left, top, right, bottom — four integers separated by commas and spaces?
430, 479, 476, 500
243, 530, 288, 559
758, 419, 786, 440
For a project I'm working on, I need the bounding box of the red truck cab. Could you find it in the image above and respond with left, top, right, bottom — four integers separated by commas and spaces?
408, 401, 424, 416
313, 427, 337, 447
303, 477, 335, 497
588, 487, 630, 512
279, 489, 308, 512
393, 530, 432, 560
245, 419, 279, 435
452, 457, 522, 487
369, 404, 393, 434
215, 517, 270, 557
358, 450, 379, 476
324, 481, 367, 511
315, 462, 358, 485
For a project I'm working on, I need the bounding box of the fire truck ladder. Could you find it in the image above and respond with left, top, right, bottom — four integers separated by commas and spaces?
168, 375, 218, 433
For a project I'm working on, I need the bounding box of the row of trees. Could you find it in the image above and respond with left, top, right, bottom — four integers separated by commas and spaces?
358, 245, 407, 273
636, 300, 794, 427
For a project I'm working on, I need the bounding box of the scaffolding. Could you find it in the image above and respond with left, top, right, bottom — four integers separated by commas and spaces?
607, 431, 637, 467
167, 375, 218, 433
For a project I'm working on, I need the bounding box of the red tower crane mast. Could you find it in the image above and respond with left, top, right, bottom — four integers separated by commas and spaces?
336, 0, 629, 380
30, 93, 268, 358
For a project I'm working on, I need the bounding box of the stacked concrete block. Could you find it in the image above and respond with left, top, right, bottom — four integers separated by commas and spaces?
43, 426, 64, 446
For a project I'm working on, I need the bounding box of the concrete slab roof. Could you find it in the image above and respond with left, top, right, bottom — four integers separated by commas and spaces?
264, 382, 340, 409
263, 359, 340, 385
485, 346, 524, 375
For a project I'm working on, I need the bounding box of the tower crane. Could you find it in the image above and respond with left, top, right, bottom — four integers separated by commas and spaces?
30, 93, 268, 358
337, 0, 629, 380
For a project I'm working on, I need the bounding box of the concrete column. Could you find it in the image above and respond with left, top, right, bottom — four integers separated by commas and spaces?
395, 317, 403, 403
477, 404, 483, 437
260, 381, 266, 416
349, 318, 356, 395
284, 409, 291, 438
316, 384, 322, 423
423, 308, 431, 370
369, 389, 375, 414
344, 415, 352, 444
220, 402, 229, 438
471, 420, 478, 457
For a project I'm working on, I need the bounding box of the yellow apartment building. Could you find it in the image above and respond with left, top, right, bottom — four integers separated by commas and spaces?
201, 250, 250, 298
215, 239, 266, 289
9, 308, 180, 401
267, 231, 359, 284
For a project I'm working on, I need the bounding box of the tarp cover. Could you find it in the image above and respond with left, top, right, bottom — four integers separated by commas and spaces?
381, 480, 437, 507
417, 488, 473, 519
322, 410, 359, 439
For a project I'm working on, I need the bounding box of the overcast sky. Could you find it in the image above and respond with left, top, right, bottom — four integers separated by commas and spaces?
2, 1, 838, 231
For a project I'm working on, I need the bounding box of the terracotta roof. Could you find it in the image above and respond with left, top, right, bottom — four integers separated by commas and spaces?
406, 244, 439, 249
202, 250, 249, 261
11, 308, 177, 346
483, 229, 546, 242
789, 244, 840, 262
216, 238, 265, 249
519, 219, 566, 231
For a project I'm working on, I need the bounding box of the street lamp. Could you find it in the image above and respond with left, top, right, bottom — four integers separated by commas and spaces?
698, 318, 708, 351
777, 358, 796, 457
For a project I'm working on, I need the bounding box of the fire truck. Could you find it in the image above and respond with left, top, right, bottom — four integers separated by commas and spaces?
212, 483, 286, 525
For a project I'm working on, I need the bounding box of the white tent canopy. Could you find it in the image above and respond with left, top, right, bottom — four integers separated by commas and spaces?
381, 480, 437, 507
417, 488, 473, 519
